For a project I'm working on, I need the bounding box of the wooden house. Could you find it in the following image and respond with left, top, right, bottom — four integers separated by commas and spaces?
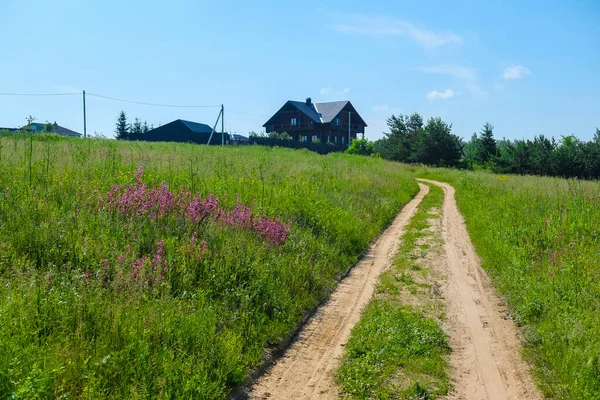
262, 98, 367, 145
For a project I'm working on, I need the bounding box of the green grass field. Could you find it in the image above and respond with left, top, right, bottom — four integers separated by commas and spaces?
415, 168, 600, 399
0, 134, 418, 399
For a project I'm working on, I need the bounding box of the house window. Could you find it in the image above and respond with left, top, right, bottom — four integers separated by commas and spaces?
301, 135, 307, 142
342, 136, 345, 144
291, 118, 297, 126
334, 136, 338, 143
312, 135, 318, 141
334, 117, 340, 126
327, 135, 330, 143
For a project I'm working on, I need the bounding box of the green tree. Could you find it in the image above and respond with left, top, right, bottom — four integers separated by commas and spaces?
377, 112, 423, 162
551, 135, 583, 178
479, 122, 497, 163
43, 122, 55, 133
346, 138, 375, 156
527, 135, 555, 175
115, 111, 130, 140
462, 132, 484, 167
142, 121, 150, 134
415, 117, 463, 167
267, 131, 291, 140
130, 118, 143, 140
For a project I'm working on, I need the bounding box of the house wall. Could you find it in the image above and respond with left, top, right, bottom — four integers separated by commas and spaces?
264, 103, 317, 138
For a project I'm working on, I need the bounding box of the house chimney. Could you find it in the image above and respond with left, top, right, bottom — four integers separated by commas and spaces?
306, 97, 312, 106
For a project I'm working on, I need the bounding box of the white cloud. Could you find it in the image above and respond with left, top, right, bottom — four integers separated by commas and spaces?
503, 65, 531, 80
419, 65, 488, 97
372, 104, 403, 114
320, 87, 350, 97
418, 66, 476, 81
329, 16, 462, 49
426, 89, 455, 100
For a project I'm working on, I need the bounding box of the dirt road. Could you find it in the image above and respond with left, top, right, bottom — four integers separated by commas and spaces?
248, 180, 540, 399
248, 184, 430, 399
419, 179, 539, 400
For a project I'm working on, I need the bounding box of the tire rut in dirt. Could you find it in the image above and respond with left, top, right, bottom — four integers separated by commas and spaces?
246, 184, 430, 400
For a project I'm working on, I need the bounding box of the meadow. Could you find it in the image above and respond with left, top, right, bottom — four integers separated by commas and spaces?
0, 133, 418, 399
415, 168, 600, 399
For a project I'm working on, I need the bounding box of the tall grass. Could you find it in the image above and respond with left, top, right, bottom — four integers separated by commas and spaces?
0, 134, 418, 399
416, 168, 600, 399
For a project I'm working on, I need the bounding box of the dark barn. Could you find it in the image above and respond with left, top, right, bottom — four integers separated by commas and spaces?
142, 119, 226, 145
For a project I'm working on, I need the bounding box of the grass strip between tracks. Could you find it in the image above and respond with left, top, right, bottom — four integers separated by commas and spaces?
336, 183, 450, 399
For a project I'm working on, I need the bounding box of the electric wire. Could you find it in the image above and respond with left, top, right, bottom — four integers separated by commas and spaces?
225, 108, 268, 118
86, 92, 221, 108
0, 92, 79, 96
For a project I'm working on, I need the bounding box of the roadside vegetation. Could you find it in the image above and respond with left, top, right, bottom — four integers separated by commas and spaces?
352, 110, 600, 180
336, 184, 450, 399
0, 133, 418, 399
416, 168, 600, 399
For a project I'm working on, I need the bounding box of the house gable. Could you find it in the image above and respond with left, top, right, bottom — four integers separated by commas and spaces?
322, 101, 367, 127
263, 101, 320, 128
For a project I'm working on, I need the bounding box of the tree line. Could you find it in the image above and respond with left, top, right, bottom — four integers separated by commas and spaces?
368, 112, 600, 179
115, 110, 153, 141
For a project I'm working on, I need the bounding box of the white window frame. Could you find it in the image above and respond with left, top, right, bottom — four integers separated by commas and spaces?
291, 118, 297, 126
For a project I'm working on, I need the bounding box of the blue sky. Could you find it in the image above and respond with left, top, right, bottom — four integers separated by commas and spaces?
1, 0, 598, 141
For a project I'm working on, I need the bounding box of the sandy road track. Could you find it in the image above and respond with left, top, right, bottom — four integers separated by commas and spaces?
418, 179, 540, 400
247, 179, 540, 400
247, 184, 429, 400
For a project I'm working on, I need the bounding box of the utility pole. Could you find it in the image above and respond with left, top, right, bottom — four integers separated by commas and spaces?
348, 111, 351, 147
83, 90, 87, 138
207, 107, 223, 145
221, 104, 225, 146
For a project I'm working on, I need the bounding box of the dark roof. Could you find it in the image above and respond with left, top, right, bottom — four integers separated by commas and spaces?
53, 123, 81, 137
287, 100, 350, 123
15, 122, 81, 137
288, 101, 322, 123
232, 134, 249, 141
264, 99, 367, 128
179, 119, 214, 134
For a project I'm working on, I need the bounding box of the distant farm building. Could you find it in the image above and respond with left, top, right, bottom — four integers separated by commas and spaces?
263, 98, 367, 145
231, 134, 249, 143
142, 119, 227, 145
0, 122, 81, 137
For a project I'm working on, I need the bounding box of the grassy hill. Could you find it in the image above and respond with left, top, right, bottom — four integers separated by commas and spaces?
0, 134, 418, 399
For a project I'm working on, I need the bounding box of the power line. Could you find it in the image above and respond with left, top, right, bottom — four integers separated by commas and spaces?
225, 108, 268, 118
87, 92, 221, 108
0, 92, 79, 96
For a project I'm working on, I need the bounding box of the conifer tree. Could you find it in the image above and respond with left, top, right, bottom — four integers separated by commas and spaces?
115, 110, 129, 140
130, 118, 143, 140
479, 122, 497, 162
